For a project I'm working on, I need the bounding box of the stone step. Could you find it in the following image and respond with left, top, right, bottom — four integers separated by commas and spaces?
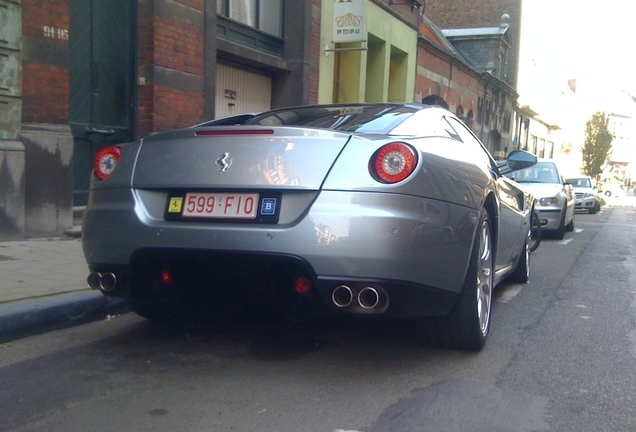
65, 206, 85, 238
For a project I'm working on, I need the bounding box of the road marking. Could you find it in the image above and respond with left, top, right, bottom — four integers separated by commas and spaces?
498, 284, 523, 303
574, 228, 584, 233
559, 238, 573, 245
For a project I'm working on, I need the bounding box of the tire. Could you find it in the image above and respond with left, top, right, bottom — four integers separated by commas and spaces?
508, 236, 530, 284
416, 210, 493, 351
554, 206, 566, 240
529, 210, 541, 252
565, 211, 575, 232
605, 190, 611, 197
589, 201, 600, 214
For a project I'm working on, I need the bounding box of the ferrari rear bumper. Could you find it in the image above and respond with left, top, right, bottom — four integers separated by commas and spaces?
82, 188, 478, 317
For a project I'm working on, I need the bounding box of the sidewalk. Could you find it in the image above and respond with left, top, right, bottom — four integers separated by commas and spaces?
0, 235, 127, 343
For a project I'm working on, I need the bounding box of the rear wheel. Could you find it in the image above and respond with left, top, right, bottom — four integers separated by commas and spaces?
416, 209, 493, 351
508, 236, 530, 284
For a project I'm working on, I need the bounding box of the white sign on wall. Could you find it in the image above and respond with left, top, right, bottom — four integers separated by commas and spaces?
333, 0, 365, 43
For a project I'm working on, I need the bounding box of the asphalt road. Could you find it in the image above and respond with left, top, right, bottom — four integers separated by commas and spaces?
2, 202, 636, 432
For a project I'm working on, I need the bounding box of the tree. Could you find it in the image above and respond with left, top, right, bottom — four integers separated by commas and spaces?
581, 111, 613, 178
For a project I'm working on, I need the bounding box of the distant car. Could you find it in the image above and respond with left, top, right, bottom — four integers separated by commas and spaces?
601, 183, 624, 198
511, 159, 575, 239
566, 176, 601, 214
83, 103, 538, 351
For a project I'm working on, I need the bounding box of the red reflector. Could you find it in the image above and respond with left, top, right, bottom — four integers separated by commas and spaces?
371, 142, 417, 183
195, 129, 274, 136
294, 277, 311, 294
160, 269, 172, 284
93, 146, 121, 180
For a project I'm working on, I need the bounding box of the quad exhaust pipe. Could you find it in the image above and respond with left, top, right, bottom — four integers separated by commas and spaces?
87, 271, 117, 292
358, 287, 380, 309
331, 284, 388, 312
332, 285, 354, 308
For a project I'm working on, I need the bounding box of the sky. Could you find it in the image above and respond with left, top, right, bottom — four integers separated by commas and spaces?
519, 0, 636, 96
517, 0, 636, 173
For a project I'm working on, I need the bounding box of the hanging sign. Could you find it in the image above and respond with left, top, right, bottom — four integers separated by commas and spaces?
333, 0, 365, 43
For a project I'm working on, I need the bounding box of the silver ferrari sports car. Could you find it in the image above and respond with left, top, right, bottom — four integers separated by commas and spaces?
83, 103, 537, 351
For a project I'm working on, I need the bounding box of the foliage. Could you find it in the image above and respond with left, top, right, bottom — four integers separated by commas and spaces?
581, 111, 613, 178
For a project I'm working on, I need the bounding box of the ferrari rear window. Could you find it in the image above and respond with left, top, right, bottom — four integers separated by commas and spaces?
247, 105, 417, 133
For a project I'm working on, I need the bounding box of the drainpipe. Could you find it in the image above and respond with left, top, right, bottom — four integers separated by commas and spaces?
480, 81, 488, 144
449, 60, 453, 105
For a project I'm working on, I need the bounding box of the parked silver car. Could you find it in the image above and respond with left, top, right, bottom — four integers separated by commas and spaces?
83, 103, 537, 351
566, 176, 601, 214
511, 160, 575, 239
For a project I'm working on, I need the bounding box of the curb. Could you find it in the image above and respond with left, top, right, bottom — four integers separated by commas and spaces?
0, 290, 129, 344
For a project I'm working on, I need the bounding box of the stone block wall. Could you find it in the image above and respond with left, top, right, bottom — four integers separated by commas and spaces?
0, 0, 25, 240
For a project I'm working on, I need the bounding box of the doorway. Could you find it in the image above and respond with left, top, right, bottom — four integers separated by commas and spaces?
69, 0, 136, 206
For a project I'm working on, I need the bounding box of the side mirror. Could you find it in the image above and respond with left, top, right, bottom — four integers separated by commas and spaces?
498, 150, 537, 176
506, 150, 537, 172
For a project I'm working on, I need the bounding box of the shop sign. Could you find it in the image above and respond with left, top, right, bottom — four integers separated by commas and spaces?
333, 0, 365, 43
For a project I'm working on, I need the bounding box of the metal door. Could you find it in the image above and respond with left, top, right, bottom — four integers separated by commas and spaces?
69, 0, 136, 205
215, 64, 271, 119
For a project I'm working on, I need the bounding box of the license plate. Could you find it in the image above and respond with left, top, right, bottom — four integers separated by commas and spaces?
180, 192, 259, 219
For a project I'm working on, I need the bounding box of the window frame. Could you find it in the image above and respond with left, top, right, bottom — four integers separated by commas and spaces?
217, 0, 282, 38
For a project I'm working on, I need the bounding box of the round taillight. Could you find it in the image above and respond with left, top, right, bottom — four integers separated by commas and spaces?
93, 146, 121, 180
371, 142, 417, 183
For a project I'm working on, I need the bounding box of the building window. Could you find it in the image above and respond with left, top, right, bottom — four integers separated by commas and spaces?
547, 141, 554, 158
217, 0, 282, 37
503, 113, 510, 133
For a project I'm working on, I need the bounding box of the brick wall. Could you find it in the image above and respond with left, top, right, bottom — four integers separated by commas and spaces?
154, 15, 203, 75
21, 0, 69, 124
424, 0, 520, 29
416, 42, 480, 129
21, 0, 69, 38
137, 0, 204, 135
424, 0, 521, 88
153, 85, 204, 132
22, 63, 69, 124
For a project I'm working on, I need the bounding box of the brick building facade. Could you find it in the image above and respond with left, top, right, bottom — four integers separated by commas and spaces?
0, 0, 524, 240
0, 0, 323, 240
424, 0, 522, 89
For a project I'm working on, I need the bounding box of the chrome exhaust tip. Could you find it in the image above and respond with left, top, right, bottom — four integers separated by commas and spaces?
87, 272, 117, 292
87, 272, 102, 290
332, 285, 354, 308
358, 286, 380, 309
100, 272, 117, 292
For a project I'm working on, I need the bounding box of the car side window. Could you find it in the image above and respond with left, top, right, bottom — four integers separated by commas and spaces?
446, 116, 494, 168
389, 110, 455, 138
